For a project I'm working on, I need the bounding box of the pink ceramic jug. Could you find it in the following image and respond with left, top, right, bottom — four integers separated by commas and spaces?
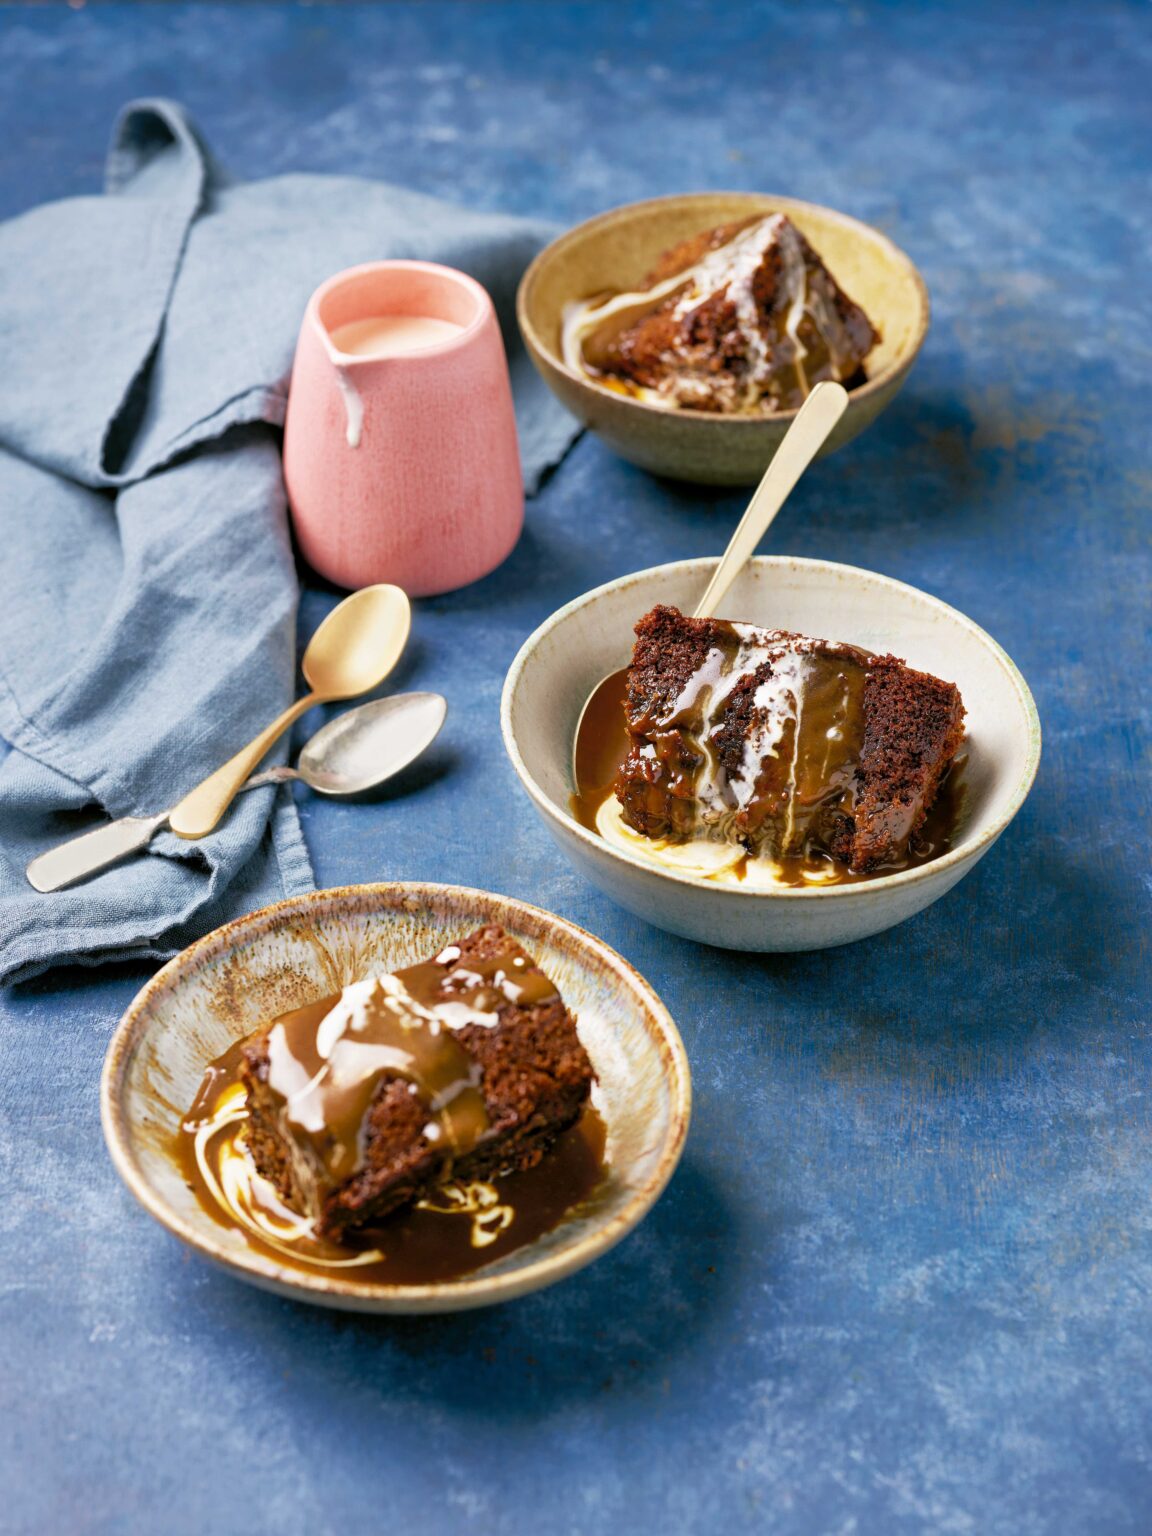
284, 260, 524, 596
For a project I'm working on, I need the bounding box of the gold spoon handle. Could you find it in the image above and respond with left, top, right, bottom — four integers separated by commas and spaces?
692, 380, 849, 620
168, 693, 323, 838
26, 764, 300, 892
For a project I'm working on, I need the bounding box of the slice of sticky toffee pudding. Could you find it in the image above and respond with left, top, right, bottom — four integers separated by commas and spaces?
615, 606, 965, 874
239, 926, 594, 1242
566, 213, 879, 414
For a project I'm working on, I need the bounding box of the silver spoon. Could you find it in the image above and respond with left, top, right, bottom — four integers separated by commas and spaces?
26, 692, 447, 893
571, 380, 849, 780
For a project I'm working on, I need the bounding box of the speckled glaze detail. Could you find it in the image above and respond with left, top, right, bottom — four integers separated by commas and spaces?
501, 557, 1041, 951
517, 192, 930, 486
285, 261, 524, 597
101, 884, 691, 1314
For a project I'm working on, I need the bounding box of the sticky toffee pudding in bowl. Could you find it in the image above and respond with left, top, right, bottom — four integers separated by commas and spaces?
102, 884, 691, 1312
572, 605, 967, 893
178, 925, 604, 1287
518, 193, 929, 485
502, 557, 1040, 951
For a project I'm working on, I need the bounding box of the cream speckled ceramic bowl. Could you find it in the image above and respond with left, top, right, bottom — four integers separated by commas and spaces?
101, 883, 690, 1313
501, 558, 1041, 951
517, 192, 929, 485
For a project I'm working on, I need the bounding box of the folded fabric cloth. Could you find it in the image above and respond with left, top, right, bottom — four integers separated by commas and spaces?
0, 100, 580, 987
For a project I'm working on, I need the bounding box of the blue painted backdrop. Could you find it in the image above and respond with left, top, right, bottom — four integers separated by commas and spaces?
1, 4, 1150, 1532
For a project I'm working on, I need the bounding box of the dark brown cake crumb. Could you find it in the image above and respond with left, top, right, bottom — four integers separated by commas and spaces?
854, 662, 967, 869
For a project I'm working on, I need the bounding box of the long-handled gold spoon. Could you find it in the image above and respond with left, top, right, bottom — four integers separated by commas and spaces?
571, 379, 849, 780
26, 583, 411, 890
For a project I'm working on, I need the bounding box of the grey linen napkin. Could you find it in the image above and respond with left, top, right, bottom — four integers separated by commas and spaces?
0, 100, 579, 986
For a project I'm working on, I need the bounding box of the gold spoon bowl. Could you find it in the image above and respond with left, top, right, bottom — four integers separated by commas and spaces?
169, 583, 410, 837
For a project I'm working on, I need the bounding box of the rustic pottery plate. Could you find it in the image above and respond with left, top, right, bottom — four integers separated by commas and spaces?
517, 191, 930, 485
101, 883, 691, 1313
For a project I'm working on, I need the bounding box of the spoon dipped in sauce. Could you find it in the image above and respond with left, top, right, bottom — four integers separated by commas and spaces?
571, 380, 849, 783
26, 690, 446, 893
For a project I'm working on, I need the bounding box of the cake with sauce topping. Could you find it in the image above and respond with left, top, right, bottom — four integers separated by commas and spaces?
239, 926, 594, 1242
564, 213, 879, 414
616, 606, 965, 874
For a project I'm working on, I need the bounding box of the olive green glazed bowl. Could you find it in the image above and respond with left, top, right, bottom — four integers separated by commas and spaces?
517, 192, 930, 486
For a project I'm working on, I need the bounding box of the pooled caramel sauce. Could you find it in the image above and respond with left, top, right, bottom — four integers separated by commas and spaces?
573, 669, 638, 826
176, 1065, 607, 1288
572, 664, 965, 888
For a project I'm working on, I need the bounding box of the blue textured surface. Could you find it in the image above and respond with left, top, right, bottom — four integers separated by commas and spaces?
2, 4, 1150, 1533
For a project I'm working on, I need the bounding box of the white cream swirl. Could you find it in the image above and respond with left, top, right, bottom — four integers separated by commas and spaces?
594, 793, 844, 889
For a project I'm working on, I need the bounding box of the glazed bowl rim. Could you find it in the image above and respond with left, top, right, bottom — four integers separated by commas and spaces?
500, 554, 1042, 903
100, 881, 692, 1309
516, 190, 931, 425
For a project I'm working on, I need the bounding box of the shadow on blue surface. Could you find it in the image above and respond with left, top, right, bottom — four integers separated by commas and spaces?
164, 1150, 743, 1413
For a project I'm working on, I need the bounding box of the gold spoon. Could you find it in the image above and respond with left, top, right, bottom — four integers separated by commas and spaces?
571, 380, 849, 780
169, 583, 411, 837
26, 690, 443, 893
24, 585, 411, 891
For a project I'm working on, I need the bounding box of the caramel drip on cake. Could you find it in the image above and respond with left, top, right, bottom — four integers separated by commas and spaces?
262, 947, 563, 1187
624, 619, 870, 857
398, 945, 560, 1018
614, 607, 966, 878
265, 972, 490, 1184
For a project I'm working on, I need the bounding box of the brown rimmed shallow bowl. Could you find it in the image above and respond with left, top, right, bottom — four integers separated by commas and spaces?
101, 882, 691, 1314
517, 191, 930, 485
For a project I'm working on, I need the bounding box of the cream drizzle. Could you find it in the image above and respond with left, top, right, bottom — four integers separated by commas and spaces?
595, 793, 844, 888
651, 624, 819, 834
334, 365, 364, 448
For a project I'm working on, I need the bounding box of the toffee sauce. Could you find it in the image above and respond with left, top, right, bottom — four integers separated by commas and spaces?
176, 1062, 606, 1287
572, 667, 965, 888
265, 984, 487, 1185
175, 951, 608, 1287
